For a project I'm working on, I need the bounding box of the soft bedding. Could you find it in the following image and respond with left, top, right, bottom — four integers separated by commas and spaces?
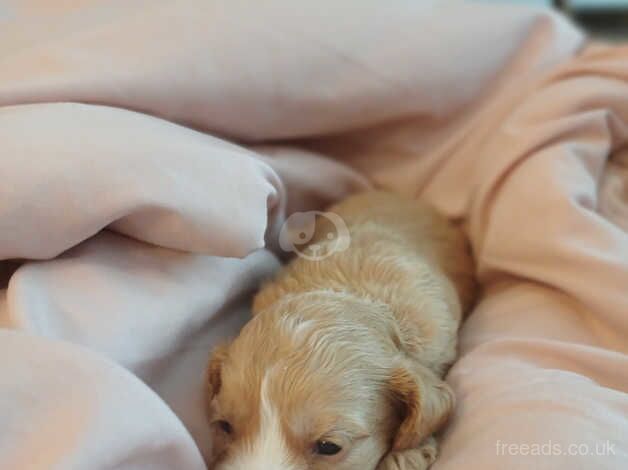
0, 1, 626, 469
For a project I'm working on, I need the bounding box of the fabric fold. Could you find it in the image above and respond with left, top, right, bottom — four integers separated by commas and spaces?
0, 103, 282, 260
0, 329, 207, 470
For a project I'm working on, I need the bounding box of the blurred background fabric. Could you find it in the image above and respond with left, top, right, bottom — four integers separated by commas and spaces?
474, 0, 628, 40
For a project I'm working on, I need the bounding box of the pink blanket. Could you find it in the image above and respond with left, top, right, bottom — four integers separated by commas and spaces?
0, 1, 626, 469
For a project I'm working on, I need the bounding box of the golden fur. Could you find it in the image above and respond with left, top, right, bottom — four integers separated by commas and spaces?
206, 191, 476, 470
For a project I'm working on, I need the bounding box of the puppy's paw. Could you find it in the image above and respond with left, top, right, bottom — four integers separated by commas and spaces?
378, 437, 438, 470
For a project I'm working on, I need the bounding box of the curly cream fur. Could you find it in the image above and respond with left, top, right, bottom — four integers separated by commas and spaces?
207, 191, 476, 470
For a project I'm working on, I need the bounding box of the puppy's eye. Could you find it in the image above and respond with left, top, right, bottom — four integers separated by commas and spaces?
216, 420, 233, 435
314, 440, 342, 456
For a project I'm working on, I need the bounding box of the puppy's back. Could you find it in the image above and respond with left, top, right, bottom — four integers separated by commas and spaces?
256, 191, 476, 318
323, 191, 476, 314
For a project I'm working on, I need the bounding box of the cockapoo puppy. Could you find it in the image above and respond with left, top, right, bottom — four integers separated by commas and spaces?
206, 191, 476, 470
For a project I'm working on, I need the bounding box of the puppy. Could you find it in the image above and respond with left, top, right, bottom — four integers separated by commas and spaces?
206, 191, 476, 470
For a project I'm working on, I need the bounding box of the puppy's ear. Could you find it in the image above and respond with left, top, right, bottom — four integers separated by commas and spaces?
388, 362, 454, 451
207, 344, 229, 401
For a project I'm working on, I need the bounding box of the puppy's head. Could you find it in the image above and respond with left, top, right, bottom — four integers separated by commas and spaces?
206, 292, 453, 470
